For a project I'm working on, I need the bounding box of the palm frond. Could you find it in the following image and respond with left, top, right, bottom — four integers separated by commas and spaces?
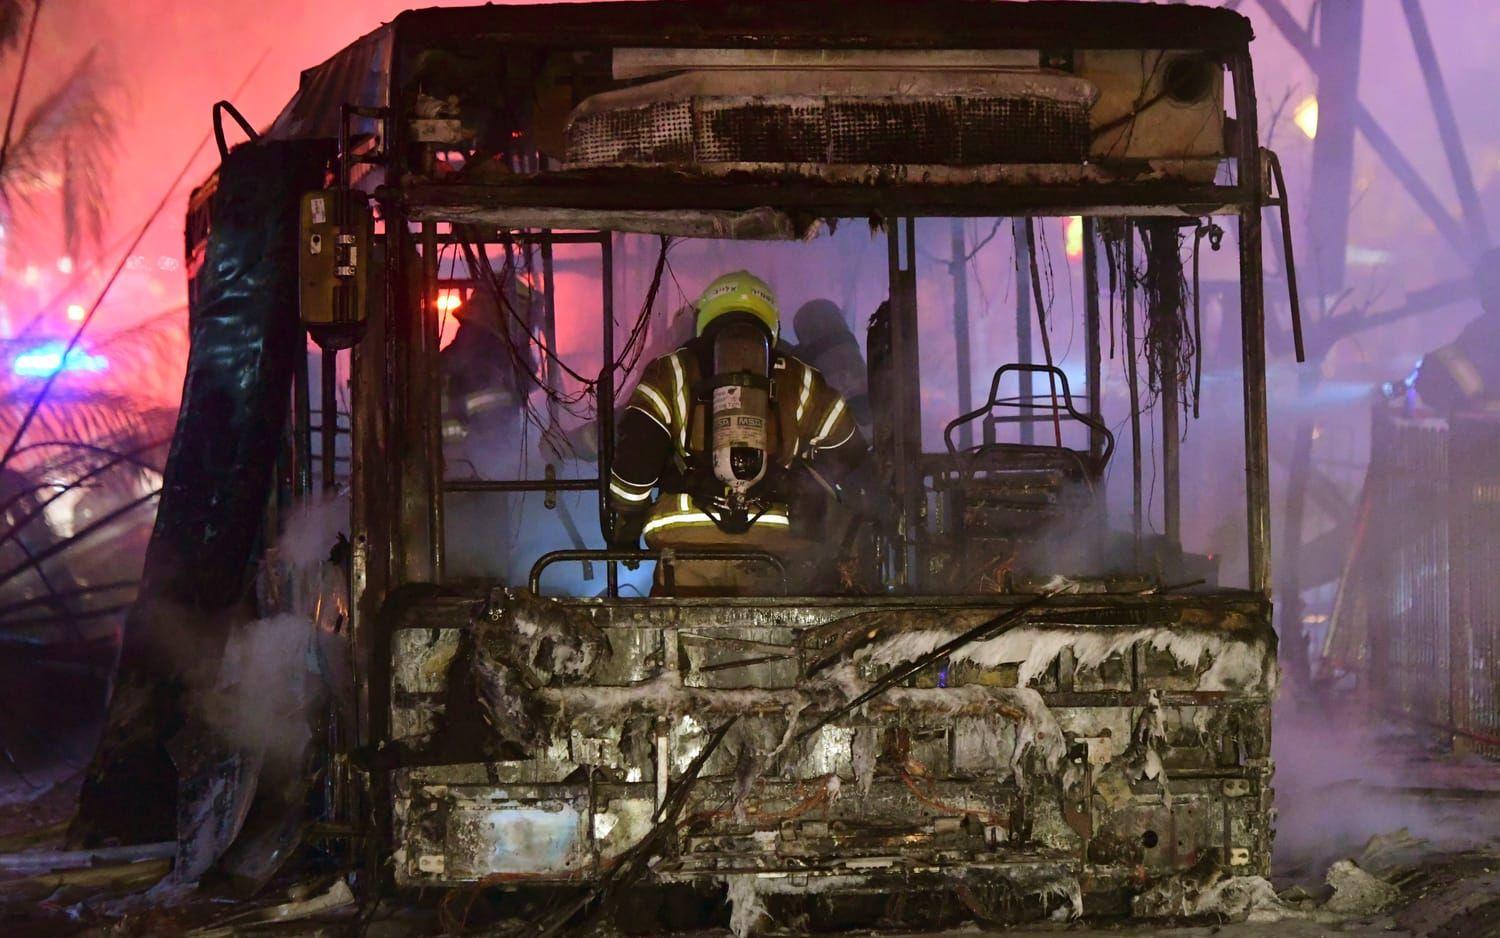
0, 0, 30, 53
0, 47, 117, 256
90, 308, 190, 405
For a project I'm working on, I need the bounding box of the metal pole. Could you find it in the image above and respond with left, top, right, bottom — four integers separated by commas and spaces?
1402, 0, 1490, 248
420, 223, 443, 580
894, 219, 918, 585
1145, 221, 1182, 549
600, 235, 618, 598
1082, 218, 1104, 464
1012, 219, 1034, 445
1236, 54, 1273, 597
540, 233, 562, 425
886, 219, 922, 588
1124, 226, 1143, 553
321, 349, 338, 491
293, 342, 312, 496
949, 219, 974, 450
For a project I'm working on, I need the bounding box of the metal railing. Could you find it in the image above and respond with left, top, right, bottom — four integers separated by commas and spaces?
529, 548, 787, 596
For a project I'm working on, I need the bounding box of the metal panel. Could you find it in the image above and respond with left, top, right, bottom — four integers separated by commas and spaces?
1447, 413, 1500, 756
1367, 410, 1451, 729
387, 590, 1277, 906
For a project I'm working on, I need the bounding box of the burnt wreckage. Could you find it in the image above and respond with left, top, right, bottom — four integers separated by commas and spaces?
80, 1, 1296, 929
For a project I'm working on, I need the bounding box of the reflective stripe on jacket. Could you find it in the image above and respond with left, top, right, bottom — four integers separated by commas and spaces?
608, 344, 861, 539
620, 347, 857, 466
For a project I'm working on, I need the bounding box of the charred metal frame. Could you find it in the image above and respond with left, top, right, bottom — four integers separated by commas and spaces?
315, 2, 1285, 914
421, 228, 617, 590
338, 12, 1280, 613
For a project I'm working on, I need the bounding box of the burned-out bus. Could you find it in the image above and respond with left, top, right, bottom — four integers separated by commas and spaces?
170, 0, 1294, 928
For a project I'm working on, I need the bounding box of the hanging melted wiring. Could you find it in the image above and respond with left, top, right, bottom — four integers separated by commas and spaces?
457, 231, 671, 440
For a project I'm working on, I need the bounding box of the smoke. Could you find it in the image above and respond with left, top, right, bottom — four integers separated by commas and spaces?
161, 491, 351, 883
1271, 698, 1500, 879
205, 612, 324, 765
215, 489, 351, 763
274, 488, 349, 571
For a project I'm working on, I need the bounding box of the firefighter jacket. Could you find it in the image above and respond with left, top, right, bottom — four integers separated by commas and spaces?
440, 320, 530, 444
1415, 311, 1500, 412
608, 338, 865, 546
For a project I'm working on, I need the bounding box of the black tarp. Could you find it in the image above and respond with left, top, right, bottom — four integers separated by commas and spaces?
70, 138, 333, 846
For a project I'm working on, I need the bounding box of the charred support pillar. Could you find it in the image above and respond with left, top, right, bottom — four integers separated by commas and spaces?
293, 345, 312, 496
601, 237, 618, 597
540, 234, 562, 427
1142, 220, 1184, 549
949, 219, 975, 450
1083, 219, 1104, 464
886, 218, 921, 588
1235, 53, 1273, 597
1012, 219, 1035, 445
410, 223, 441, 581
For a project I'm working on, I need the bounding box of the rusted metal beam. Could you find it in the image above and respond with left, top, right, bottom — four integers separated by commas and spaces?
1401, 0, 1490, 248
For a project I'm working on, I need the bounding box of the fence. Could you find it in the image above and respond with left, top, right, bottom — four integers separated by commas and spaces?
1329, 403, 1498, 756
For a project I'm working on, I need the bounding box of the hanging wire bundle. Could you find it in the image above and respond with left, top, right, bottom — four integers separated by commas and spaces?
457, 229, 670, 437
1102, 220, 1204, 423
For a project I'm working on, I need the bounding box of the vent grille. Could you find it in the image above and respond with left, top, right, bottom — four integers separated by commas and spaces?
566, 99, 694, 166
568, 94, 1090, 167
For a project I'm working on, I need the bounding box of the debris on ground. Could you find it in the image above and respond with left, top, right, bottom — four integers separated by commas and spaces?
1131, 858, 1287, 921
1325, 858, 1402, 915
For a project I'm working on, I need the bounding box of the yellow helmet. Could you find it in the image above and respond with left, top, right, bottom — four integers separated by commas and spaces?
695, 270, 779, 338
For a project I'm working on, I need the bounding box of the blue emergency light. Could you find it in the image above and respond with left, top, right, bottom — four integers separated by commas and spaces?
11, 342, 109, 377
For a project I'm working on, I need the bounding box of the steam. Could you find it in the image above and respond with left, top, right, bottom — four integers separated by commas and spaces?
1271, 699, 1500, 877
163, 490, 351, 886
203, 612, 325, 766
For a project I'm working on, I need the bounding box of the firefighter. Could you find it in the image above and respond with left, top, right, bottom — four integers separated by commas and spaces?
1415, 249, 1500, 412
607, 271, 868, 596
440, 281, 536, 477
791, 298, 872, 436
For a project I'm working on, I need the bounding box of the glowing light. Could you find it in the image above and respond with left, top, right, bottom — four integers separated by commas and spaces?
1293, 95, 1319, 140
436, 289, 463, 314
1064, 216, 1085, 259
22, 265, 40, 285
11, 342, 109, 377
56, 256, 73, 274
66, 303, 87, 322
